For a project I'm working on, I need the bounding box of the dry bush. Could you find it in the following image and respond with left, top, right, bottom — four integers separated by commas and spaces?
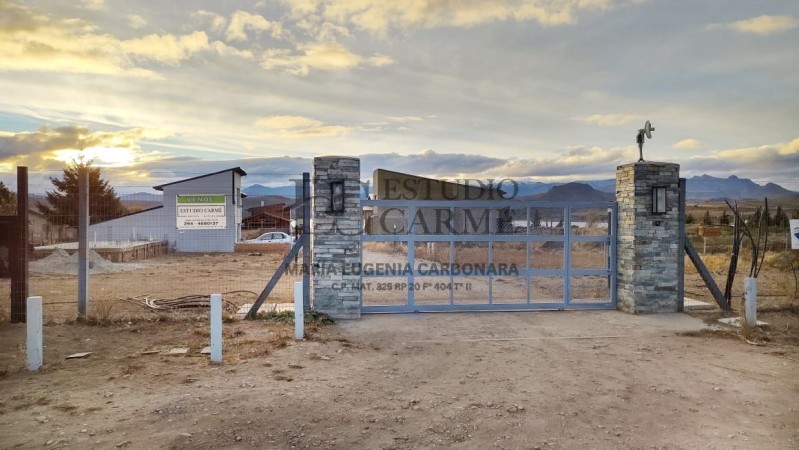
364, 241, 407, 256
703, 254, 734, 274
415, 243, 451, 264
86, 298, 116, 326
0, 297, 8, 323
774, 271, 799, 302
764, 251, 799, 271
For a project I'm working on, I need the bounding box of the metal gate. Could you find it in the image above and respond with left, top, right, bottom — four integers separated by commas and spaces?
360, 200, 617, 312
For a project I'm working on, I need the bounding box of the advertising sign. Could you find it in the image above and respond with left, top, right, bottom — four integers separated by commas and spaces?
177, 194, 226, 230
791, 219, 799, 250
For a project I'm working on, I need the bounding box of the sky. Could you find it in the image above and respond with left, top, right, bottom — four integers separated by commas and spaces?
0, 0, 797, 194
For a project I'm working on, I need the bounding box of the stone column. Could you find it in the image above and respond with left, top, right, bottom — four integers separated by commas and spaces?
616, 162, 680, 313
312, 156, 362, 319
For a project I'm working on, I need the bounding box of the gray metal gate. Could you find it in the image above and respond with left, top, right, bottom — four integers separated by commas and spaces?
360, 200, 617, 313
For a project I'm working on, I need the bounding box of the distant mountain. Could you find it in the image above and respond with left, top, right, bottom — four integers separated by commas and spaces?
513, 181, 559, 197
241, 174, 797, 203
522, 182, 615, 202
120, 192, 162, 203
584, 179, 616, 193
686, 175, 798, 200
243, 184, 299, 197
118, 192, 163, 212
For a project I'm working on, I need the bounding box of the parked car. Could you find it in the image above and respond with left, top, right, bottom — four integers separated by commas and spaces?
243, 232, 294, 244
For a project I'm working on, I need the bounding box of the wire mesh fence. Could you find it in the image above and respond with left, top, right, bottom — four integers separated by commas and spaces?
0, 166, 308, 323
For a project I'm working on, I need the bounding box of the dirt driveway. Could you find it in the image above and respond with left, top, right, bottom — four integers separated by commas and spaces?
1, 311, 797, 449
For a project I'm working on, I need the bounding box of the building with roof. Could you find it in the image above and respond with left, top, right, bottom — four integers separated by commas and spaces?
89, 168, 246, 252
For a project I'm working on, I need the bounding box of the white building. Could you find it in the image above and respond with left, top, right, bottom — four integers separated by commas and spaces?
89, 168, 246, 252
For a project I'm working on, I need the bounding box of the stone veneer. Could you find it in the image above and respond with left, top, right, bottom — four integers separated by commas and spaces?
312, 156, 362, 319
616, 162, 680, 313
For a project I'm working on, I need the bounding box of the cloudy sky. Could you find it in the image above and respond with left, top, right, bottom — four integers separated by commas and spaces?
0, 0, 797, 193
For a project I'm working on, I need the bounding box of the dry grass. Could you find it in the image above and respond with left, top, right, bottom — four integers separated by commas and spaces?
364, 241, 406, 256
234, 243, 291, 254
368, 240, 608, 271
86, 298, 116, 326
0, 296, 8, 323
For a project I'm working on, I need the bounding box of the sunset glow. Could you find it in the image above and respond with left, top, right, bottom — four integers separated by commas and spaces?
0, 1, 796, 191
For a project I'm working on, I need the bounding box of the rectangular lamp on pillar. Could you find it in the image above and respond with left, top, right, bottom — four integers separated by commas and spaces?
330, 180, 345, 213
652, 185, 667, 214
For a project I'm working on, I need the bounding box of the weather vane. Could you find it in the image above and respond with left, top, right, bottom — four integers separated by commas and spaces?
636, 120, 655, 162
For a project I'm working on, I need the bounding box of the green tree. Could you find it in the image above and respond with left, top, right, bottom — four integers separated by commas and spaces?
719, 210, 731, 226
685, 213, 695, 224
702, 210, 713, 226
532, 208, 541, 228
762, 202, 772, 226
774, 205, 788, 230
37, 160, 126, 226
0, 180, 16, 215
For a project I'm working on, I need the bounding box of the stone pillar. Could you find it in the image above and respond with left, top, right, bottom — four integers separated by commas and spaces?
312, 156, 361, 319
616, 162, 680, 313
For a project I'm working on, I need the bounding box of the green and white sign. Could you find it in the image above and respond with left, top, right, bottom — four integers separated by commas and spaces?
176, 194, 226, 230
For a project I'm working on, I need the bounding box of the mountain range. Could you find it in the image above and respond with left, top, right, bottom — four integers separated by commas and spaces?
243, 175, 797, 201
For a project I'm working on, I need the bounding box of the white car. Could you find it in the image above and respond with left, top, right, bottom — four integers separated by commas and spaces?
243, 232, 294, 244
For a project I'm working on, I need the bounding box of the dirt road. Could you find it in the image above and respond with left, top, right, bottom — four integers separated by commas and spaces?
1, 311, 796, 449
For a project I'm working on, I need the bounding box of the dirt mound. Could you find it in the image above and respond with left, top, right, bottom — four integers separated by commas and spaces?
29, 248, 143, 274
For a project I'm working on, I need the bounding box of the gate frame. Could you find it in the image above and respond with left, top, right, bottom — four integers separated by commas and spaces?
360, 199, 617, 313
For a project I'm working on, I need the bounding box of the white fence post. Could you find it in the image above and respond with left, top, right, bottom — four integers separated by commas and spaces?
27, 296, 43, 371
294, 281, 304, 340
210, 294, 222, 363
744, 277, 757, 327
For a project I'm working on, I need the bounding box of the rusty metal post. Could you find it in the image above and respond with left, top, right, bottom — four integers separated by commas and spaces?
302, 172, 310, 310
11, 166, 29, 323
78, 166, 89, 319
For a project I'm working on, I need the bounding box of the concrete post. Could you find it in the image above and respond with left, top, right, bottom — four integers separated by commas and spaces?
209, 293, 222, 363
615, 162, 680, 313
27, 296, 43, 371
294, 281, 304, 339
312, 156, 361, 319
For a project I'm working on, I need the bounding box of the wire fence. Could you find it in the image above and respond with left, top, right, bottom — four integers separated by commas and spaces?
1, 168, 307, 323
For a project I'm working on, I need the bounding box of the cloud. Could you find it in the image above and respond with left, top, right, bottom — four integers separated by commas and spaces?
81, 0, 105, 11
359, 146, 637, 182
495, 145, 636, 178
255, 115, 324, 129
0, 1, 227, 76
361, 149, 506, 178
387, 116, 424, 123
127, 155, 313, 188
260, 41, 393, 75
319, 0, 580, 33
710, 15, 799, 36
193, 10, 227, 34
254, 115, 351, 137
127, 14, 147, 30
225, 10, 281, 42
579, 113, 638, 126
120, 31, 211, 65
681, 138, 799, 181
673, 138, 705, 150
279, 0, 643, 40
0, 125, 166, 169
